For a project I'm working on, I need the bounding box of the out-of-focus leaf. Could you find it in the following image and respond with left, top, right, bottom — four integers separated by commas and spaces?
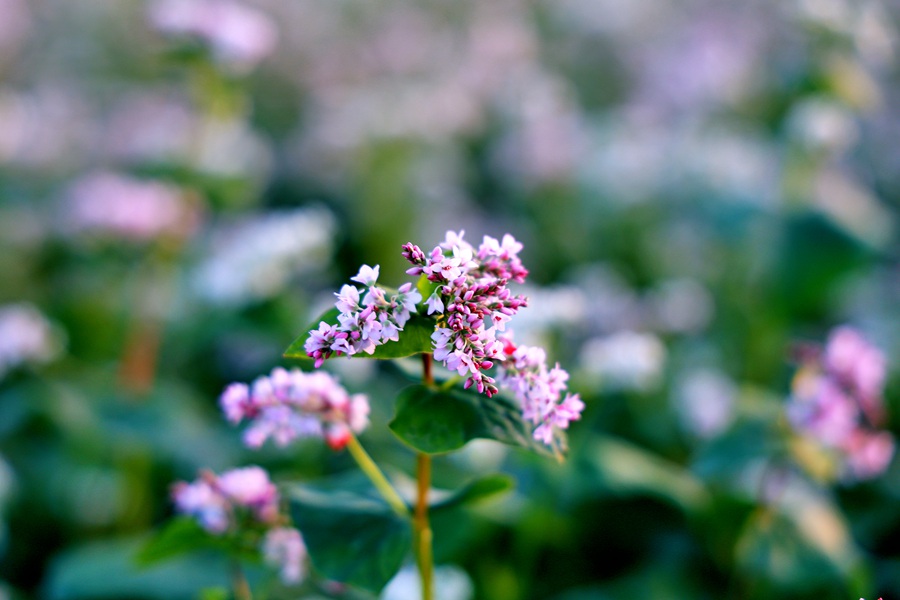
582, 436, 709, 514
44, 537, 237, 600
137, 517, 237, 566
430, 474, 515, 513
288, 484, 411, 594
389, 385, 552, 456
283, 310, 434, 360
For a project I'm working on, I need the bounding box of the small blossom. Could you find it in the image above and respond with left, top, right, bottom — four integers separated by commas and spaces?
0, 303, 61, 380
216, 466, 279, 523
263, 527, 307, 584
172, 478, 229, 533
425, 293, 444, 315
351, 264, 380, 286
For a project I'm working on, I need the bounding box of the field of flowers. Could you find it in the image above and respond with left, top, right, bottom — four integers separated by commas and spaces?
0, 0, 898, 598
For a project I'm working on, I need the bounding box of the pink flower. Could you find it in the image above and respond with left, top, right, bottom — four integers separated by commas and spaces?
172, 466, 280, 532
787, 326, 894, 481
66, 172, 197, 241
263, 527, 307, 584
221, 367, 370, 451
172, 479, 229, 533
149, 0, 277, 72
350, 264, 380, 286
842, 430, 895, 481
216, 466, 279, 523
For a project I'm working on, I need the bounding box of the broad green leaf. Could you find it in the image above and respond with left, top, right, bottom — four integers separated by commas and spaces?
283, 309, 435, 360
288, 484, 411, 594
389, 385, 552, 456
137, 517, 225, 566
45, 537, 241, 600
430, 474, 515, 513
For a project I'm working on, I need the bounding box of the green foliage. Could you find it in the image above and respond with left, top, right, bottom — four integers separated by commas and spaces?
430, 474, 516, 512
389, 384, 553, 456
287, 483, 412, 594
44, 537, 238, 600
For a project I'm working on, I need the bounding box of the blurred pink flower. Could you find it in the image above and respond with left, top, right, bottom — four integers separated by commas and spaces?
149, 0, 277, 72
0, 303, 61, 379
787, 326, 894, 481
65, 172, 198, 242
263, 527, 307, 584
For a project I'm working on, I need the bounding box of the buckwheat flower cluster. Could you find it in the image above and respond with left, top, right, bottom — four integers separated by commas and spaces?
172, 466, 306, 584
496, 336, 585, 445
305, 265, 422, 367
220, 367, 370, 450
403, 231, 528, 396
172, 466, 279, 533
787, 326, 894, 480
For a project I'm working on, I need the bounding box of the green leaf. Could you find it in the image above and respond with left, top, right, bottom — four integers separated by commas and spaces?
45, 537, 240, 600
431, 474, 515, 513
137, 517, 222, 566
389, 385, 552, 456
283, 309, 435, 360
288, 484, 411, 594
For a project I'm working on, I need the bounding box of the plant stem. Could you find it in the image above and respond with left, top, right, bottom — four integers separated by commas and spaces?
415, 452, 434, 600
232, 560, 253, 600
416, 353, 435, 600
346, 434, 409, 518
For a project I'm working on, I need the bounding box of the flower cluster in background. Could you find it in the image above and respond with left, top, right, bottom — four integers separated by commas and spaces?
220, 367, 370, 450
172, 466, 306, 584
788, 326, 894, 480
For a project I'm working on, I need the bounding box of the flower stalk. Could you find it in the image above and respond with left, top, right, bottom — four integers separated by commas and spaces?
416, 353, 436, 600
346, 434, 409, 518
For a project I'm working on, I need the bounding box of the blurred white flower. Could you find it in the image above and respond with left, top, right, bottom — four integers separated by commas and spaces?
193, 207, 334, 306
0, 303, 62, 379
674, 368, 737, 439
787, 97, 858, 154
646, 278, 714, 334
382, 565, 474, 600
580, 331, 666, 392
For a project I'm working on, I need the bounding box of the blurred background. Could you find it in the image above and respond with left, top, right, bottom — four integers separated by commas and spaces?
0, 0, 899, 598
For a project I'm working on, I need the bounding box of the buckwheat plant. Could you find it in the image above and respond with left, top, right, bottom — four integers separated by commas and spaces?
145, 231, 583, 599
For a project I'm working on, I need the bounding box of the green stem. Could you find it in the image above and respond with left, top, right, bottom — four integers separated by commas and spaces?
231, 560, 253, 600
346, 434, 409, 518
416, 353, 435, 600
